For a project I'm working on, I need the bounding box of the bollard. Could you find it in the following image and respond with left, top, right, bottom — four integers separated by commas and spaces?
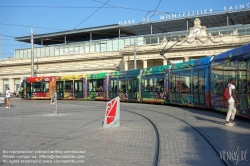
54, 93, 58, 115
103, 96, 120, 128
51, 93, 58, 115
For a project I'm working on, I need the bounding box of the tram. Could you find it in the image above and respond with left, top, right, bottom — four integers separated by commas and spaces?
19, 43, 250, 117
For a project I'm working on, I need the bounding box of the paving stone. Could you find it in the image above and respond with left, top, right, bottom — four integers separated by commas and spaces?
0, 99, 249, 166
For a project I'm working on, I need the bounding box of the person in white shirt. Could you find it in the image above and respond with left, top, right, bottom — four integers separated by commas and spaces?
225, 78, 240, 126
5, 87, 11, 108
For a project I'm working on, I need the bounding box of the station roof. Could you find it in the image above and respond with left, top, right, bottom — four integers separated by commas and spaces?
15, 9, 250, 45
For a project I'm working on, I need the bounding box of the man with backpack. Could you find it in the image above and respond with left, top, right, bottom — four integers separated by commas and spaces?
224, 78, 240, 126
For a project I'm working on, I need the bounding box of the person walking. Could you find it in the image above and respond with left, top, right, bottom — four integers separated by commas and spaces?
225, 78, 239, 126
5, 87, 11, 108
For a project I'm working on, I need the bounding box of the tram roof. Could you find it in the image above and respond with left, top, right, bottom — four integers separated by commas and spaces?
15, 9, 250, 45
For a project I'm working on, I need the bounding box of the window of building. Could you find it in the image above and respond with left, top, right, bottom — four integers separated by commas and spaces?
3, 79, 9, 93
14, 78, 20, 93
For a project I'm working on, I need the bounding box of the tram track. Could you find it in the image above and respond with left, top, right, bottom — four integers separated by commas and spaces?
10, 100, 237, 165
123, 105, 234, 166
121, 109, 160, 166
59, 101, 233, 165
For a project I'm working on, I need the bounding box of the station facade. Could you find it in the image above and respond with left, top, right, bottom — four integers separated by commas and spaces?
1, 9, 250, 94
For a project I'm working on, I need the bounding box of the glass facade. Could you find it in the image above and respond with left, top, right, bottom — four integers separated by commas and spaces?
14, 24, 250, 59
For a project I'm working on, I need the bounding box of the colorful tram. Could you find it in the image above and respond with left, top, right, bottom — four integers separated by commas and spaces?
19, 43, 250, 118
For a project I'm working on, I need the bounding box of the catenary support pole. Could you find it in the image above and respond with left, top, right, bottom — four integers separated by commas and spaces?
134, 37, 137, 69
31, 29, 34, 77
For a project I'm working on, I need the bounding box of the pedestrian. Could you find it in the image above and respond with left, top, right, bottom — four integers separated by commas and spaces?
5, 87, 11, 108
225, 78, 239, 126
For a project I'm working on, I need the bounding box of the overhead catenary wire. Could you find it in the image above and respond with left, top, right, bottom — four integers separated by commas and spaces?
0, 33, 20, 39
74, 0, 110, 29
0, 5, 152, 13
0, 23, 66, 31
154, 0, 161, 14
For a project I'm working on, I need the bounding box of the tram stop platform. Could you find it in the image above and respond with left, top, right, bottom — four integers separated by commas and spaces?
0, 98, 249, 166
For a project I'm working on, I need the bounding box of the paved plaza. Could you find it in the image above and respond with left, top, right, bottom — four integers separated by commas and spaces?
0, 98, 250, 166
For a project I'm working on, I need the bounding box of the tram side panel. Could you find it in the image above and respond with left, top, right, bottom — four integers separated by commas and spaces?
20, 77, 53, 99
211, 43, 250, 117
55, 76, 73, 99
141, 65, 171, 104
108, 69, 141, 102
169, 57, 212, 108
87, 72, 108, 100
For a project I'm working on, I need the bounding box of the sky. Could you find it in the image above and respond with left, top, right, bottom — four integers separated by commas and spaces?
0, 0, 249, 59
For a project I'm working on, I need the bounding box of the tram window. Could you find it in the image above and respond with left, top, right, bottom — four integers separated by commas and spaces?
127, 79, 137, 92
56, 82, 63, 92
118, 79, 126, 93
41, 82, 49, 92
154, 75, 164, 92
175, 72, 181, 92
133, 79, 137, 91
74, 82, 78, 91
193, 70, 199, 93
171, 72, 176, 92
110, 80, 117, 92
74, 81, 83, 92
65, 81, 73, 91
127, 80, 132, 91
224, 62, 236, 88
31, 82, 49, 92
212, 65, 224, 95
198, 70, 205, 92
144, 76, 153, 92
180, 71, 191, 92
89, 79, 103, 92
237, 59, 247, 93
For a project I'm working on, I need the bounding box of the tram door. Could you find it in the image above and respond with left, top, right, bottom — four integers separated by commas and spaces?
74, 80, 83, 98
248, 58, 250, 116
170, 72, 181, 104
127, 78, 137, 100
110, 79, 117, 99
193, 69, 206, 106
236, 59, 248, 116
56, 81, 64, 98
26, 82, 31, 98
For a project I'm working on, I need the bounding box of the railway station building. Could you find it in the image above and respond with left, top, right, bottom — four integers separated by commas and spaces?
1, 9, 250, 94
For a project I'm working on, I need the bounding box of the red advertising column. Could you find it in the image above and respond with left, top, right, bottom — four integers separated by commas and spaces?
103, 96, 120, 128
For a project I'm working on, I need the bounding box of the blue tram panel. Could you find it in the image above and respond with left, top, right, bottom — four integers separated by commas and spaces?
211, 43, 250, 117
169, 57, 212, 108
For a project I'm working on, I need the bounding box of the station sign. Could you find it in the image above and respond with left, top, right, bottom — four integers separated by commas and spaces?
118, 3, 250, 25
